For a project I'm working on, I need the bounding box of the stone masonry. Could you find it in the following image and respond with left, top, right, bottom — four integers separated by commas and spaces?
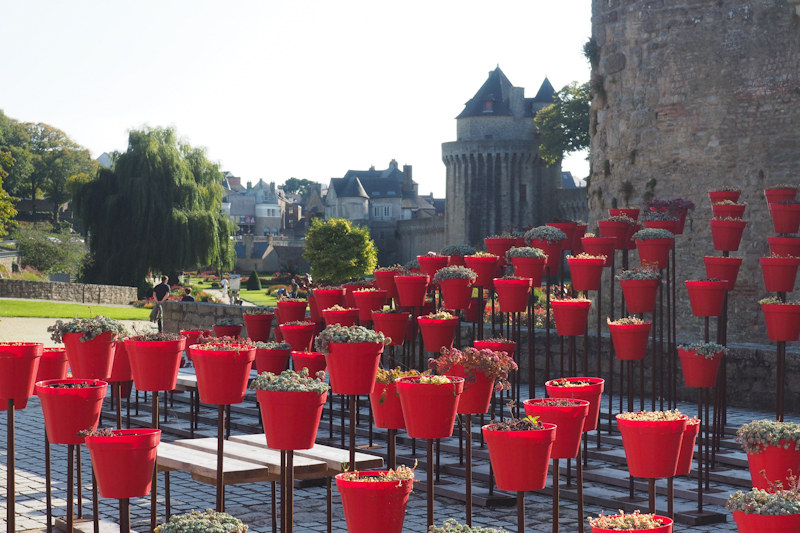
0, 279, 137, 305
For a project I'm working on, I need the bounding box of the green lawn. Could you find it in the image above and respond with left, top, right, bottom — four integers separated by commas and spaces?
238, 289, 278, 307
0, 300, 151, 320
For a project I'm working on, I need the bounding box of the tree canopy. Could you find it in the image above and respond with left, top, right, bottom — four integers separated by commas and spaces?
0, 150, 18, 238
73, 126, 235, 290
282, 177, 316, 196
303, 218, 377, 282
534, 82, 591, 166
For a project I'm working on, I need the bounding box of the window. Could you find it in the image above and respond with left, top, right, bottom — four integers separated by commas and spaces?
383, 206, 391, 217
373, 207, 381, 217
484, 100, 493, 112
379, 231, 385, 240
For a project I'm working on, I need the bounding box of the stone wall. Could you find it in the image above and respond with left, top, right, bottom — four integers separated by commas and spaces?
556, 187, 589, 222
396, 217, 446, 265
589, 0, 800, 344
162, 301, 248, 333
0, 279, 137, 305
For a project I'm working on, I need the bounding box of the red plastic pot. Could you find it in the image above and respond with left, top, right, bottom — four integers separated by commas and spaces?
438, 278, 474, 310
642, 219, 681, 234
313, 288, 346, 312
675, 209, 689, 235
616, 414, 688, 478
591, 515, 673, 533
181, 331, 212, 360
581, 237, 616, 267
493, 278, 531, 313
482, 423, 556, 491
711, 203, 746, 219
609, 208, 640, 221
273, 326, 283, 342
35, 348, 69, 390
418, 255, 450, 277
394, 275, 430, 307
370, 382, 405, 429
674, 419, 699, 476
326, 342, 384, 395
373, 270, 400, 299
510, 256, 546, 286
770, 203, 800, 234
395, 376, 464, 439
761, 256, 800, 293
463, 256, 499, 288
485, 238, 517, 265
608, 322, 652, 361
625, 223, 641, 250
620, 279, 660, 314
190, 345, 256, 405
678, 348, 724, 388
276, 300, 308, 323
108, 342, 132, 382
243, 314, 274, 342
344, 284, 372, 308
546, 377, 605, 432
572, 224, 588, 253
747, 441, 800, 492
417, 317, 459, 353
322, 308, 360, 327
528, 238, 565, 275
336, 471, 413, 533
473, 340, 516, 357
85, 429, 161, 499
597, 221, 633, 251
291, 351, 327, 376
36, 379, 107, 445
709, 219, 747, 252
353, 290, 388, 324
635, 237, 673, 269
258, 389, 328, 450
448, 364, 494, 415
551, 300, 591, 336
280, 323, 316, 352
685, 280, 728, 317
125, 338, 187, 392
524, 399, 589, 459
213, 325, 242, 338
63, 331, 116, 380
762, 304, 800, 342
308, 295, 322, 323
703, 256, 742, 291
766, 187, 798, 204
372, 312, 410, 346
769, 237, 800, 258
463, 297, 487, 323
733, 511, 800, 533
255, 347, 291, 375
447, 255, 466, 267
568, 257, 605, 291
547, 222, 577, 251
709, 190, 741, 203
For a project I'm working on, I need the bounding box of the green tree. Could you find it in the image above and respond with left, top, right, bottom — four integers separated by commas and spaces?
246, 269, 262, 290
73, 126, 236, 291
0, 150, 19, 237
282, 177, 315, 196
42, 147, 98, 227
303, 218, 377, 282
13, 226, 86, 275
534, 82, 591, 165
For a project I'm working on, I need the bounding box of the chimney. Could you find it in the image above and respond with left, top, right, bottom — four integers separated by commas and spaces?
389, 159, 398, 169
402, 165, 413, 193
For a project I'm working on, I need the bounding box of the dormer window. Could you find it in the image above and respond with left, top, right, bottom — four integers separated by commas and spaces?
483, 100, 494, 113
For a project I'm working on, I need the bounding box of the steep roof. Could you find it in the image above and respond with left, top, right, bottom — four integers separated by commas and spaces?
343, 165, 404, 181
330, 176, 369, 198
532, 77, 557, 103
456, 66, 515, 119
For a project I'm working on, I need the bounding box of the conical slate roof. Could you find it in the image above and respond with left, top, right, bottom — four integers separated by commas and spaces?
532, 77, 557, 103
456, 66, 515, 119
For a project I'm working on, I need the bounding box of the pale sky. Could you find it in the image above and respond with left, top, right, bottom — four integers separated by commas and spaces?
1, 1, 592, 197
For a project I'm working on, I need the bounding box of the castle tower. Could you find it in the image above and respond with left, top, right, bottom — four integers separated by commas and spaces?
442, 67, 562, 246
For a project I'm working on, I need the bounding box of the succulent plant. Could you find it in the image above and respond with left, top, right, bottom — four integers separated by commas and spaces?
339, 464, 416, 483
77, 428, 118, 437
196, 335, 254, 346
617, 410, 685, 422
641, 210, 678, 221
429, 519, 507, 533
727, 476, 800, 515
252, 341, 292, 350
760, 296, 800, 305
567, 252, 606, 260
607, 317, 648, 326
524, 226, 567, 244
441, 244, 478, 257
420, 310, 456, 320
505, 246, 547, 262
677, 342, 728, 359
406, 375, 453, 385
736, 420, 800, 454
530, 398, 584, 407
154, 509, 248, 533
353, 287, 380, 293
428, 347, 517, 392
314, 324, 389, 354
282, 320, 314, 327
549, 378, 595, 387
712, 216, 748, 221
404, 259, 420, 270
469, 251, 498, 258
48, 316, 125, 344
376, 367, 423, 385
192, 343, 252, 352
583, 232, 596, 238
552, 296, 591, 303
645, 198, 696, 211
602, 214, 636, 224
588, 510, 665, 530
278, 297, 307, 303
243, 307, 274, 315
712, 200, 745, 206
432, 266, 477, 284
632, 228, 674, 241
374, 265, 404, 273
128, 332, 184, 342
214, 318, 242, 327
397, 271, 429, 277
710, 186, 741, 192
770, 183, 798, 190
249, 368, 329, 394
342, 279, 371, 286
481, 337, 513, 343
616, 266, 660, 281
323, 304, 350, 312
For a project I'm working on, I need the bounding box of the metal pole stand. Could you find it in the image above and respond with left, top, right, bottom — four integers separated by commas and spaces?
349, 394, 357, 469
7, 399, 15, 533
150, 391, 159, 532
552, 458, 559, 533
465, 414, 473, 526
216, 404, 226, 511
427, 438, 435, 528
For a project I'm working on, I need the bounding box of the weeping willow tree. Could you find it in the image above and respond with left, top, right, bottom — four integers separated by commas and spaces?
73, 126, 235, 290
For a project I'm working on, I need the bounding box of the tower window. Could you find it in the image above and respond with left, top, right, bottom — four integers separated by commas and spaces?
483, 100, 493, 113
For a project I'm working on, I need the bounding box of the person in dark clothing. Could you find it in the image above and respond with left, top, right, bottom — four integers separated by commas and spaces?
181, 287, 195, 302
151, 276, 171, 332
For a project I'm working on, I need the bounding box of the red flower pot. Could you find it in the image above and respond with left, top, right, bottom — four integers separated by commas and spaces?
674, 419, 700, 476
674, 209, 689, 235
551, 300, 591, 336
280, 323, 316, 352
510, 256, 546, 286
710, 219, 747, 252
438, 278, 474, 310
213, 325, 242, 338
761, 256, 800, 293
372, 312, 410, 346
591, 515, 673, 533
547, 222, 577, 251
463, 256, 499, 288
568, 257, 605, 291
642, 219, 681, 234
353, 290, 388, 324
63, 332, 116, 380
482, 423, 556, 491
417, 317, 459, 353
709, 190, 741, 203
322, 308, 360, 327
447, 255, 466, 267
609, 208, 640, 221
528, 238, 565, 275
463, 297, 487, 323
685, 280, 728, 317
598, 221, 633, 251
747, 441, 800, 492
373, 271, 400, 299
473, 340, 516, 357
620, 279, 660, 314
109, 342, 132, 382
277, 300, 308, 323
769, 237, 800, 258
448, 364, 494, 415
624, 223, 641, 250
546, 377, 605, 432
243, 314, 274, 342
345, 284, 373, 308
418, 255, 450, 277
762, 304, 800, 342
273, 326, 283, 342
336, 471, 413, 533
291, 351, 327, 376
85, 429, 161, 499
485, 238, 518, 265
394, 275, 430, 307
36, 379, 107, 445
733, 511, 800, 533
181, 331, 212, 360
616, 414, 688, 478
608, 322, 652, 361
581, 237, 616, 267
313, 288, 346, 313
711, 203, 746, 219
703, 256, 742, 291
308, 295, 322, 323
34, 348, 68, 392
255, 347, 291, 375
635, 237, 673, 269
125, 338, 187, 392
370, 382, 405, 429
257, 389, 328, 450
766, 187, 798, 204
523, 399, 589, 459
771, 203, 800, 234
678, 348, 724, 388
395, 376, 464, 439
493, 278, 532, 313
572, 224, 588, 253
190, 345, 256, 405
325, 342, 384, 395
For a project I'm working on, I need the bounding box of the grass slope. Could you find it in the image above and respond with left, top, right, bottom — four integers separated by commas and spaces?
0, 300, 150, 320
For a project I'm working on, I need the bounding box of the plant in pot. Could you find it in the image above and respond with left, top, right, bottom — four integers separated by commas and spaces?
291, 350, 327, 376
492, 274, 532, 313
315, 324, 389, 395
523, 398, 590, 460
597, 214, 636, 251
433, 266, 477, 310
506, 246, 547, 285
242, 307, 274, 342
0, 342, 43, 409
352, 287, 389, 324
253, 341, 292, 375
710, 216, 748, 252
708, 185, 741, 204
429, 519, 505, 533
81, 427, 162, 499
616, 410, 688, 479
373, 265, 404, 299
545, 377, 605, 432
473, 336, 516, 358
617, 266, 661, 314
35, 380, 108, 444
580, 232, 616, 267
760, 296, 800, 342
711, 199, 747, 220
685, 278, 728, 317
343, 279, 373, 307
441, 244, 477, 267
704, 255, 743, 291
463, 252, 500, 288
641, 210, 680, 234
547, 218, 578, 251
395, 375, 465, 439
34, 347, 69, 387
608, 317, 651, 361
485, 232, 519, 264
675, 418, 700, 477
677, 342, 728, 388
417, 310, 460, 353
770, 199, 800, 234
727, 475, 800, 533
280, 320, 317, 352
394, 270, 430, 307
572, 221, 589, 253
48, 316, 124, 380
588, 510, 673, 532
736, 419, 800, 491
250, 368, 330, 450
760, 253, 800, 293
418, 251, 451, 277
645, 198, 695, 234
212, 318, 243, 338
524, 226, 568, 274
321, 304, 360, 327
276, 296, 308, 323
154, 509, 248, 533
567, 252, 606, 291
189, 343, 256, 405
125, 331, 187, 392
311, 285, 346, 312
550, 296, 592, 336
336, 465, 415, 533
370, 367, 422, 430
765, 183, 798, 206
372, 308, 411, 346
632, 228, 674, 270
